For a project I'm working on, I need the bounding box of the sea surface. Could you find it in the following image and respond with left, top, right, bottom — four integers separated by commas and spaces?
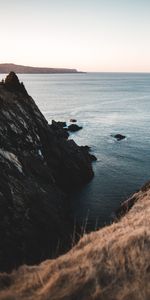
1, 72, 150, 229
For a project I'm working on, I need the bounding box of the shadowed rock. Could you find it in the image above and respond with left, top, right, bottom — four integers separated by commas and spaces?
50, 120, 69, 139
68, 124, 82, 132
0, 73, 94, 272
4, 71, 28, 94
80, 146, 97, 162
112, 134, 126, 141
89, 154, 97, 161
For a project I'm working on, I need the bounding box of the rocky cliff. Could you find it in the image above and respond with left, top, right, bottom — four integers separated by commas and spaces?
0, 181, 149, 300
0, 72, 94, 272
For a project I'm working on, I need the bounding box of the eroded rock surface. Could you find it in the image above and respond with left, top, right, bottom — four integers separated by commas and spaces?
0, 73, 94, 272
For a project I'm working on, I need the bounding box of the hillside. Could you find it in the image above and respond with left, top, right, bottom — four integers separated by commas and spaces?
0, 63, 81, 74
0, 182, 149, 299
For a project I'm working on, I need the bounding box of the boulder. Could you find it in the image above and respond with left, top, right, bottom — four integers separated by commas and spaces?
113, 134, 126, 141
68, 124, 82, 132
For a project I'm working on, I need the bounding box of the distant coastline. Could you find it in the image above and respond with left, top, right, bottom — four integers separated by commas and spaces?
0, 63, 84, 74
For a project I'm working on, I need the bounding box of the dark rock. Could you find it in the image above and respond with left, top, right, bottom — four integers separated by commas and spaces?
51, 120, 67, 128
50, 120, 69, 139
112, 134, 126, 141
70, 119, 77, 123
4, 72, 28, 95
68, 124, 82, 132
0, 73, 94, 272
55, 139, 94, 190
80, 145, 91, 152
89, 154, 97, 161
80, 146, 97, 162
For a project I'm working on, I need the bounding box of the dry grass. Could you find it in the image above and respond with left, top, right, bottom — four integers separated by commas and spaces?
0, 183, 150, 300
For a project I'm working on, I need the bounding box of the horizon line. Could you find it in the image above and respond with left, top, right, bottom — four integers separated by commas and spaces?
0, 63, 150, 74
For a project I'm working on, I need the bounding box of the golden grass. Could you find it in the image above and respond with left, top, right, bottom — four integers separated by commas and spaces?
0, 183, 150, 300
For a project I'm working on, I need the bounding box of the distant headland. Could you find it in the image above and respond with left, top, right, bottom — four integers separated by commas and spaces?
0, 63, 83, 74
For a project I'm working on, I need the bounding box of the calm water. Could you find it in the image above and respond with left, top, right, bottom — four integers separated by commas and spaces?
1, 73, 150, 228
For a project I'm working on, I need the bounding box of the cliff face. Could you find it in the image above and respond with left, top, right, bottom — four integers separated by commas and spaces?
0, 73, 94, 271
0, 182, 149, 300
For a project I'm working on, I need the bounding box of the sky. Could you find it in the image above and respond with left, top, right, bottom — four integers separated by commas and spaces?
0, 0, 150, 72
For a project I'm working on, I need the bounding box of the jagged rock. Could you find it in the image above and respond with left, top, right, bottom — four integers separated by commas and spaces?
51, 120, 67, 128
80, 145, 91, 151
67, 124, 82, 132
50, 120, 69, 139
112, 134, 126, 141
0, 73, 94, 272
80, 146, 97, 162
4, 71, 28, 95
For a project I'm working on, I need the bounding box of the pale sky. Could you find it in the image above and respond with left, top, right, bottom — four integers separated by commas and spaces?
0, 0, 150, 72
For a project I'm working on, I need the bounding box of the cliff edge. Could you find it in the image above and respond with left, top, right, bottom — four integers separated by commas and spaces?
0, 182, 149, 299
0, 73, 94, 272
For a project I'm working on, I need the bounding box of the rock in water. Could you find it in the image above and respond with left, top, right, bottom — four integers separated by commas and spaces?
0, 73, 94, 272
67, 124, 82, 132
113, 134, 126, 141
70, 119, 77, 123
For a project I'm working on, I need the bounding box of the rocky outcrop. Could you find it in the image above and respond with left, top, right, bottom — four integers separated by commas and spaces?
67, 124, 83, 132
4, 72, 28, 94
0, 182, 149, 300
0, 73, 94, 272
50, 120, 69, 140
80, 146, 97, 162
112, 134, 126, 141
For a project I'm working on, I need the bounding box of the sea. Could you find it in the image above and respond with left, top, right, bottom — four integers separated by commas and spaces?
1, 72, 150, 229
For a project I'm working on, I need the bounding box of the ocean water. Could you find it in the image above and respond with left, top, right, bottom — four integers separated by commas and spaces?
1, 73, 150, 229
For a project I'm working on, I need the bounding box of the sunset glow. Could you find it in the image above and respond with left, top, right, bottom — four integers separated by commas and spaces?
1, 0, 150, 72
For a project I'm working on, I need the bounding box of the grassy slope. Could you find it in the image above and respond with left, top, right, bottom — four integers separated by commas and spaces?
0, 182, 150, 300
